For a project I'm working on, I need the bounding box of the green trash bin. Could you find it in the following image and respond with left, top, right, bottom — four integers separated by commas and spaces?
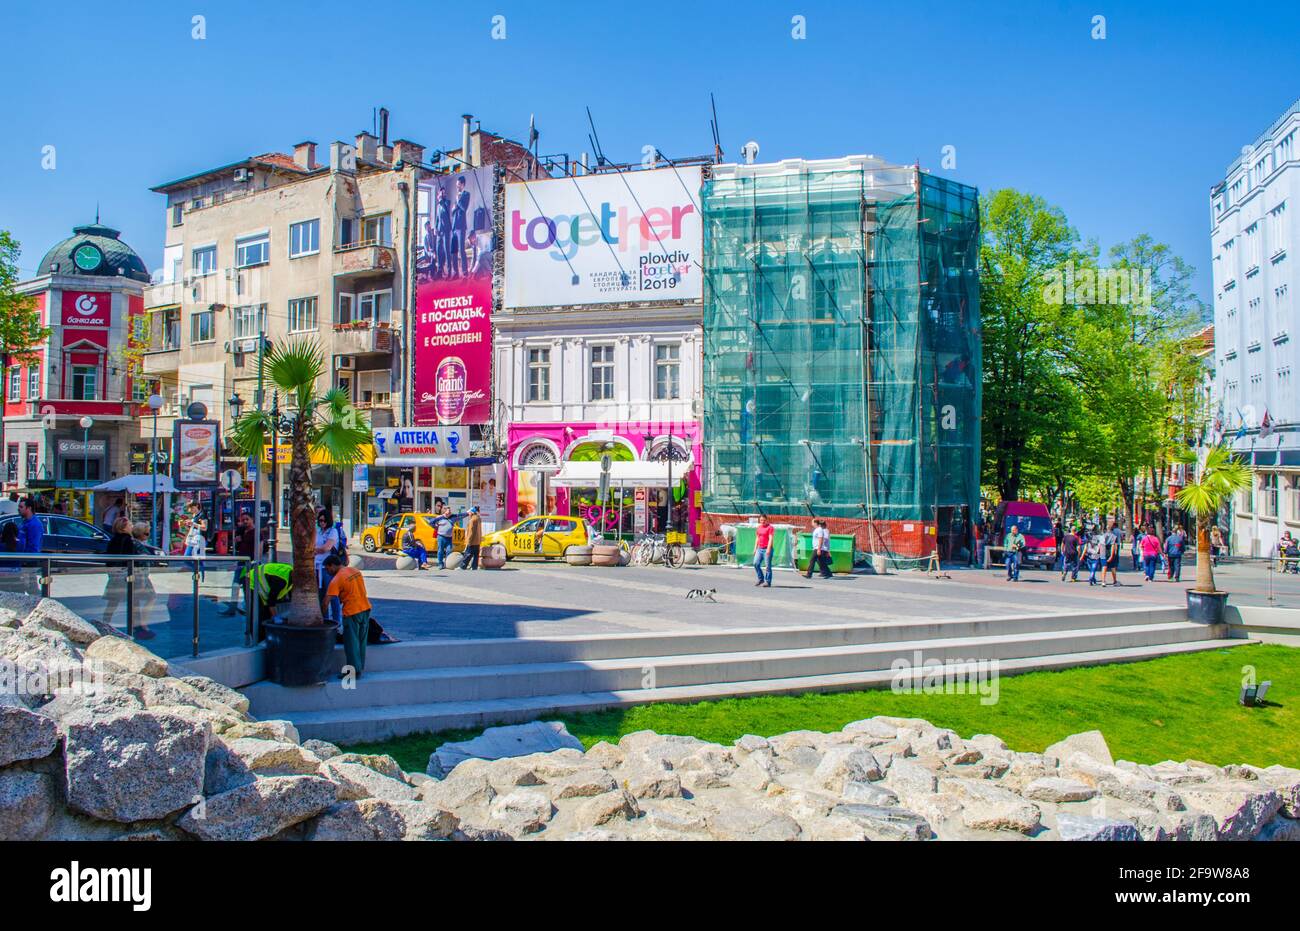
795, 532, 855, 574
733, 524, 757, 564
733, 524, 796, 569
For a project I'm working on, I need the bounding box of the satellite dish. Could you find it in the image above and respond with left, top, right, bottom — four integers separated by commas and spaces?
742, 141, 760, 164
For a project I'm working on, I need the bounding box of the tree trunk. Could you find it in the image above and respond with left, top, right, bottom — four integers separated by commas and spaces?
1194, 512, 1216, 594
282, 425, 324, 625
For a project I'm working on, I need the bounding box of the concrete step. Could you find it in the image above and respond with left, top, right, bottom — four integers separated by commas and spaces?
316, 605, 1192, 674
287, 637, 1238, 743
245, 620, 1222, 716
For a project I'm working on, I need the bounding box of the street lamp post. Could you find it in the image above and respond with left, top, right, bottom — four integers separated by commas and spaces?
227, 392, 244, 548
79, 416, 94, 519
148, 394, 164, 547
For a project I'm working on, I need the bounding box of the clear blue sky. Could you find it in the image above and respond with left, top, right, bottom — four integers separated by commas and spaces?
3, 0, 1298, 303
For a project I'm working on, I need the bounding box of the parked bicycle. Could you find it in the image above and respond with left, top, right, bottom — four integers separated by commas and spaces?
629, 533, 686, 569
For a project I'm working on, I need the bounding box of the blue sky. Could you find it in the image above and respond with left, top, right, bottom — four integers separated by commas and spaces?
3, 0, 1298, 303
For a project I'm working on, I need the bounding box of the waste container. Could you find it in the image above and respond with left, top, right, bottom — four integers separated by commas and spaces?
794, 532, 855, 574
733, 523, 796, 568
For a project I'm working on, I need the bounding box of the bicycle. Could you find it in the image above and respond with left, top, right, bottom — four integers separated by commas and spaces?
630, 533, 686, 568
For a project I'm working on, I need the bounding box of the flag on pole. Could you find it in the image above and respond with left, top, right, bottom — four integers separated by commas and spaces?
1259, 407, 1273, 439
1234, 407, 1248, 441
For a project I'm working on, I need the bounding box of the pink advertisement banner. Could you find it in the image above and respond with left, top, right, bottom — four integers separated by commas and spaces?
414, 166, 495, 426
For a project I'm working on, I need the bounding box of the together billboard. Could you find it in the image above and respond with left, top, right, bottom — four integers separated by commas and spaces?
504, 166, 702, 309
414, 166, 495, 426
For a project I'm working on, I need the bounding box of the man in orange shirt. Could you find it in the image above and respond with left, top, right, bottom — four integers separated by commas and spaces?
321, 555, 372, 678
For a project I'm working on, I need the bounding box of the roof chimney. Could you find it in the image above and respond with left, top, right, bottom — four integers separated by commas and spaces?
462, 114, 474, 168
378, 108, 390, 148
393, 139, 425, 167
293, 141, 317, 170
355, 131, 379, 164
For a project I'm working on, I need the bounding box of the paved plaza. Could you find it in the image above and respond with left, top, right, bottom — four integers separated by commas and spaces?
38, 553, 1300, 661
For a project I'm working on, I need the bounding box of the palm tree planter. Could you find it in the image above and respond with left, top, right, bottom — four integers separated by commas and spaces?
231, 340, 373, 686
1174, 445, 1252, 624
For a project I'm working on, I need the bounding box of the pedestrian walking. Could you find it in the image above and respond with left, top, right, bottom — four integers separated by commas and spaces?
1060, 525, 1082, 582
753, 514, 775, 587
1165, 526, 1187, 582
313, 511, 341, 622
1102, 522, 1122, 587
804, 519, 833, 579
432, 506, 457, 569
459, 506, 483, 570
1139, 526, 1162, 581
1003, 523, 1025, 581
1130, 527, 1142, 572
321, 555, 371, 678
1210, 525, 1224, 566
1084, 530, 1104, 585
101, 517, 135, 627
129, 523, 157, 640
183, 504, 208, 581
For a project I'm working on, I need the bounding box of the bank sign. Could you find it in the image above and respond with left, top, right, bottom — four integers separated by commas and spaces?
504, 166, 702, 308
372, 427, 464, 460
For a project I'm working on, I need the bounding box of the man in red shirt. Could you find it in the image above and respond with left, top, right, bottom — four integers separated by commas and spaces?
753, 514, 775, 587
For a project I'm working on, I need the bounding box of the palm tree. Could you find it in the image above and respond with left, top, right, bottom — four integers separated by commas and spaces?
1174, 444, 1252, 594
230, 339, 372, 625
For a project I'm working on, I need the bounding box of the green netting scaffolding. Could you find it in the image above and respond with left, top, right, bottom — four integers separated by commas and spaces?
701, 159, 981, 546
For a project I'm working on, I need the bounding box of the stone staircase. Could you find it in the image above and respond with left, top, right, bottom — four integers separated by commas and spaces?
238, 605, 1235, 743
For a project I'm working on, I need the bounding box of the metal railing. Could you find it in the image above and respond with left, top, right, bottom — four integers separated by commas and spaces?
0, 553, 252, 658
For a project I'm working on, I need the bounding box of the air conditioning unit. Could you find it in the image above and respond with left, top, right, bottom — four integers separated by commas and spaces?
239, 338, 260, 354
336, 355, 356, 370
233, 168, 251, 182
224, 267, 236, 280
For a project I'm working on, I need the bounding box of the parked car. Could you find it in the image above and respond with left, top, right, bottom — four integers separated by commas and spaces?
990, 501, 1057, 569
0, 514, 163, 555
360, 512, 464, 554
481, 515, 593, 559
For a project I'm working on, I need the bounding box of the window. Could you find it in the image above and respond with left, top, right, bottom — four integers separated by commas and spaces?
339, 218, 355, 247
1270, 202, 1288, 252
590, 344, 614, 401
1262, 473, 1279, 519
232, 304, 266, 340
357, 369, 392, 407
337, 293, 355, 324
236, 233, 270, 268
289, 219, 320, 258
1246, 223, 1261, 268
163, 308, 181, 349
27, 367, 38, 400
356, 290, 392, 324
191, 310, 214, 343
1277, 131, 1296, 166
25, 445, 38, 484
5, 445, 16, 483
7, 368, 19, 400
528, 348, 550, 402
171, 204, 183, 227
191, 245, 217, 276
71, 366, 98, 401
288, 297, 318, 332
654, 343, 681, 400
361, 214, 391, 246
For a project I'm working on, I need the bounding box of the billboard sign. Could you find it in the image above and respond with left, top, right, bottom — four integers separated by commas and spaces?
174, 420, 219, 487
61, 291, 111, 328
414, 166, 495, 426
504, 166, 702, 308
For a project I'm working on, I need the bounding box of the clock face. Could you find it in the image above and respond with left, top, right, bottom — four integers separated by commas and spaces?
72, 243, 103, 272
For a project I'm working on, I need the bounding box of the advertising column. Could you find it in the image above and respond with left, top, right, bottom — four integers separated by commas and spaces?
414, 167, 495, 427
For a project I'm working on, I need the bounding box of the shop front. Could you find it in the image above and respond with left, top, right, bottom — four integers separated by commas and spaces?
368, 427, 502, 531
506, 422, 701, 543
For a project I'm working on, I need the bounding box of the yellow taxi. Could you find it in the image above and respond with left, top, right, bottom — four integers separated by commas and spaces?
361, 513, 465, 553
482, 515, 593, 559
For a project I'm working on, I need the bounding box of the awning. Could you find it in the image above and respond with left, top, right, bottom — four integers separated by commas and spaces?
263, 444, 376, 466
91, 475, 180, 494
372, 456, 498, 468
550, 459, 691, 489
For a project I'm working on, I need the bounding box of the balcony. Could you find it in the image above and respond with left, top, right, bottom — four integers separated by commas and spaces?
145, 280, 185, 309
332, 321, 394, 356
333, 241, 396, 279
142, 343, 181, 374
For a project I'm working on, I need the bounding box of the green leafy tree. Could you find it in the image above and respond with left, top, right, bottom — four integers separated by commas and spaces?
1175, 446, 1252, 594
0, 231, 53, 462
229, 340, 372, 625
979, 190, 1082, 502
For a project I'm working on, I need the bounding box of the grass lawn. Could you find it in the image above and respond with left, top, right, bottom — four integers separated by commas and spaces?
341, 642, 1299, 774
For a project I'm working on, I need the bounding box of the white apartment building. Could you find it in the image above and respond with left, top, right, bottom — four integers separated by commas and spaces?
1210, 97, 1300, 556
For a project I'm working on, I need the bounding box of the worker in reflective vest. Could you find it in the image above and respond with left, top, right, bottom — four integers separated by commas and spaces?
252, 563, 294, 639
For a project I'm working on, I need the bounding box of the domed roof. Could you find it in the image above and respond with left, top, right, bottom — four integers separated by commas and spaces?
36, 222, 151, 284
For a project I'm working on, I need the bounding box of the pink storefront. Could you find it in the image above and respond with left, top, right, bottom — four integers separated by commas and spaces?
506, 421, 702, 544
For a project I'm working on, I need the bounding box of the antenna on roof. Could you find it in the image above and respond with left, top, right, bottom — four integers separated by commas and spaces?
586, 107, 608, 167
710, 93, 723, 163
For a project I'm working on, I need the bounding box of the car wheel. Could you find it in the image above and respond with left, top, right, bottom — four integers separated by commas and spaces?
362, 537, 376, 553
